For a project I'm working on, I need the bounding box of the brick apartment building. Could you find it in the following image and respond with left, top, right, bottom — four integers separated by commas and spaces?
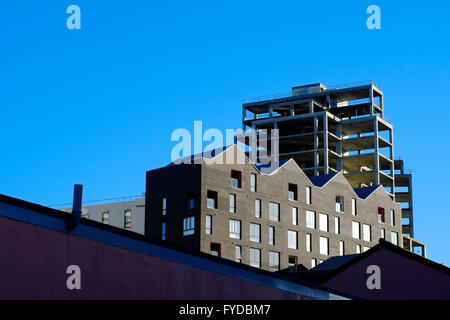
145, 145, 402, 271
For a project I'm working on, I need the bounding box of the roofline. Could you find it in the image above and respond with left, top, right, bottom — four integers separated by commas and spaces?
0, 192, 351, 299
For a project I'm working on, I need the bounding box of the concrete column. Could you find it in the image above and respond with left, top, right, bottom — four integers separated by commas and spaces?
374, 117, 380, 185
336, 124, 343, 171
313, 116, 319, 176
323, 115, 329, 174
309, 101, 314, 113
369, 86, 374, 115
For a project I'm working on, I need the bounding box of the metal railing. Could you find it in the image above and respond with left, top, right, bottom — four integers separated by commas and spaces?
243, 80, 380, 104
48, 193, 145, 209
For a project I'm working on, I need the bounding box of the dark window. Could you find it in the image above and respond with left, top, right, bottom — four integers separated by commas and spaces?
210, 242, 221, 257
231, 170, 242, 189
378, 207, 385, 223
288, 183, 298, 201
288, 255, 298, 272
186, 192, 195, 209
207, 190, 218, 209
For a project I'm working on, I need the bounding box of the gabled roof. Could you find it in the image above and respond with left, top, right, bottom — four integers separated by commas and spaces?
353, 185, 381, 199
298, 239, 450, 285
255, 159, 291, 175
308, 172, 338, 187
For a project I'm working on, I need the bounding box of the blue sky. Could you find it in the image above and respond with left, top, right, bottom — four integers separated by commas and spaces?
0, 1, 449, 265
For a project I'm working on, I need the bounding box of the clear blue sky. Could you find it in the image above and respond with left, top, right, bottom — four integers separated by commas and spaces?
0, 1, 449, 265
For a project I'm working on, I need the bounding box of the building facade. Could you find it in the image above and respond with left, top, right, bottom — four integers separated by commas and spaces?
146, 145, 403, 272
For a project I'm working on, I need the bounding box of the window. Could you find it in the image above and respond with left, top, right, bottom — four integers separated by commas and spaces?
102, 211, 109, 225
288, 256, 298, 272
292, 207, 298, 225
161, 222, 166, 240
319, 237, 329, 255
306, 210, 316, 229
306, 234, 312, 252
235, 246, 241, 263
363, 246, 370, 252
124, 210, 132, 228
229, 194, 236, 213
288, 183, 298, 201
205, 215, 212, 235
288, 230, 298, 249
334, 216, 340, 234
352, 221, 360, 239
339, 241, 345, 256
210, 243, 221, 257
249, 248, 261, 268
269, 202, 280, 221
335, 196, 344, 212
229, 219, 241, 239
231, 170, 242, 189
207, 190, 218, 209
183, 216, 195, 236
319, 213, 328, 232
311, 258, 316, 268
255, 199, 261, 218
356, 244, 361, 254
390, 210, 395, 226
269, 226, 275, 245
378, 207, 385, 223
363, 224, 371, 242
162, 197, 167, 215
269, 252, 280, 271
186, 193, 195, 209
391, 231, 398, 245
352, 198, 357, 216
250, 173, 257, 192
250, 223, 261, 243
81, 212, 90, 219
306, 186, 312, 205
381, 228, 385, 239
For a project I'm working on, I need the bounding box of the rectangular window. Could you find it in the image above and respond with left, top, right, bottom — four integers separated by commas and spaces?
124, 210, 132, 228
250, 223, 261, 243
269, 202, 280, 221
352, 198, 357, 216
311, 258, 316, 268
306, 233, 312, 252
205, 215, 212, 235
231, 170, 242, 189
320, 236, 329, 255
269, 226, 275, 245
292, 207, 298, 225
161, 197, 167, 215
335, 216, 340, 234
306, 210, 316, 229
356, 244, 361, 254
391, 231, 398, 245
339, 240, 345, 256
210, 243, 221, 257
378, 207, 385, 223
319, 213, 328, 232
288, 256, 298, 272
207, 190, 218, 209
235, 245, 241, 263
269, 251, 280, 271
390, 210, 395, 226
229, 219, 241, 239
381, 228, 385, 239
352, 221, 360, 239
363, 224, 371, 242
229, 194, 236, 213
306, 186, 312, 205
161, 222, 166, 240
288, 230, 298, 249
250, 173, 257, 192
288, 183, 298, 201
102, 211, 109, 225
186, 192, 195, 209
335, 196, 344, 212
183, 216, 195, 236
255, 199, 261, 218
249, 248, 261, 268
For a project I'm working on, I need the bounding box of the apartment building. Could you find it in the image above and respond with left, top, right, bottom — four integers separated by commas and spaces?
62, 196, 145, 234
145, 145, 402, 271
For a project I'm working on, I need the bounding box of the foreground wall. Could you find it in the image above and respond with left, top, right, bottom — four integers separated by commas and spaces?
0, 198, 343, 300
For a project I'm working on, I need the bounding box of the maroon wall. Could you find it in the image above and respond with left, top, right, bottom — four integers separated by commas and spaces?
0, 215, 315, 299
